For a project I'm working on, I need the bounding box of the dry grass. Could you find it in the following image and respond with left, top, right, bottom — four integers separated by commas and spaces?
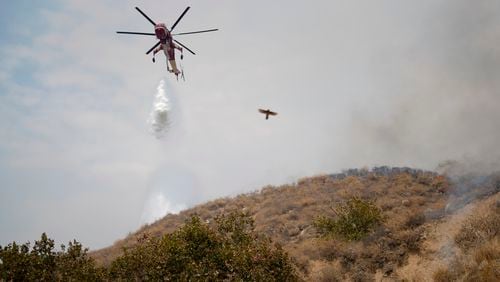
308, 260, 343, 282
455, 206, 500, 251
433, 199, 500, 282
433, 267, 456, 282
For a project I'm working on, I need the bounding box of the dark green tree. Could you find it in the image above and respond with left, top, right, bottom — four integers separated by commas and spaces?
0, 241, 32, 281
110, 212, 298, 281
0, 233, 103, 281
30, 232, 57, 280
56, 240, 104, 281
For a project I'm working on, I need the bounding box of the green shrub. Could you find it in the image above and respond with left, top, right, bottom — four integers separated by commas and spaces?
314, 197, 383, 241
110, 212, 298, 281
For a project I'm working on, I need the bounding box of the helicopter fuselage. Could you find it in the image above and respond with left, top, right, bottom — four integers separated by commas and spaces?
154, 23, 171, 44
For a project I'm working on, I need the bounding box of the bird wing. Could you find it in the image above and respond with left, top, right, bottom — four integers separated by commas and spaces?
268, 111, 277, 116
258, 109, 267, 114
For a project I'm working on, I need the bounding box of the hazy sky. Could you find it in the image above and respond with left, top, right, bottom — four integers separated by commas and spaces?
1, 0, 499, 249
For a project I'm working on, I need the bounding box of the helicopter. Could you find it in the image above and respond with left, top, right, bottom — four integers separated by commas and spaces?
116, 6, 218, 80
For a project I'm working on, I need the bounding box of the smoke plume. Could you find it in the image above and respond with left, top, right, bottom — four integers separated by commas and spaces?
338, 0, 500, 172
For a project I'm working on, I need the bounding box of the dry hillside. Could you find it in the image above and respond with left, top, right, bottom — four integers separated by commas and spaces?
91, 166, 500, 281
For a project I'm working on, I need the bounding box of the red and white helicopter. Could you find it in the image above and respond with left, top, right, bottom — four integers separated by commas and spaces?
117, 6, 218, 80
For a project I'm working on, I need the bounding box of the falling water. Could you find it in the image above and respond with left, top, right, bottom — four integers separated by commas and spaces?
148, 79, 170, 139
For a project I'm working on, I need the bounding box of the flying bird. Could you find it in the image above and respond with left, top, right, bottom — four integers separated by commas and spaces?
258, 109, 278, 120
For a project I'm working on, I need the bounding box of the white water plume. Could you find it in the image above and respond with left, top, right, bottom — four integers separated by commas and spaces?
141, 193, 186, 224
148, 79, 171, 138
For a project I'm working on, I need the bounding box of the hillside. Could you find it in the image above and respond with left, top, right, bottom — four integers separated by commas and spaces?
91, 166, 500, 281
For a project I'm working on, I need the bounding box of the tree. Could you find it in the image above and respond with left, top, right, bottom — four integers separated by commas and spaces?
0, 233, 102, 281
30, 232, 57, 280
57, 240, 104, 281
110, 212, 298, 281
0, 241, 32, 281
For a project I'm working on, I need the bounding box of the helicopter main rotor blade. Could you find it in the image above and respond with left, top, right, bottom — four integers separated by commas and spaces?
146, 41, 161, 55
174, 39, 196, 55
170, 6, 190, 31
172, 29, 219, 36
116, 31, 156, 36
135, 7, 156, 26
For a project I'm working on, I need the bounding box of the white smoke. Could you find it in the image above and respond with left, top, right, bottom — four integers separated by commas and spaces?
148, 79, 171, 139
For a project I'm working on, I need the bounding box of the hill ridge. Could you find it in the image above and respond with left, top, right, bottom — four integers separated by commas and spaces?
91, 166, 500, 281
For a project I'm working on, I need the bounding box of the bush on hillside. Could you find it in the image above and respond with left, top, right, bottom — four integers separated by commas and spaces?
109, 212, 298, 281
314, 197, 383, 241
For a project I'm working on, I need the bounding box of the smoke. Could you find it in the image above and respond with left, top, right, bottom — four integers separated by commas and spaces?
148, 79, 171, 139
338, 0, 500, 172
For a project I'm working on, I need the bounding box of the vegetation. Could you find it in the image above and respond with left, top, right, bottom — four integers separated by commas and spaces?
3, 166, 499, 281
455, 207, 500, 251
0, 233, 104, 281
91, 167, 463, 280
1, 213, 297, 281
433, 201, 500, 282
93, 166, 459, 280
313, 197, 383, 241
109, 212, 298, 281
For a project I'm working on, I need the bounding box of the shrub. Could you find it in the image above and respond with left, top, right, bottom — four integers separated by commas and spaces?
110, 212, 298, 281
314, 197, 383, 241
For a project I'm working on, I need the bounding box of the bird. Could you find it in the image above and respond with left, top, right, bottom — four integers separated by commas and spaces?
258, 109, 278, 120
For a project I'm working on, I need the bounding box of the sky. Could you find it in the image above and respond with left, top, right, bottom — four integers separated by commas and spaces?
1, 0, 500, 249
